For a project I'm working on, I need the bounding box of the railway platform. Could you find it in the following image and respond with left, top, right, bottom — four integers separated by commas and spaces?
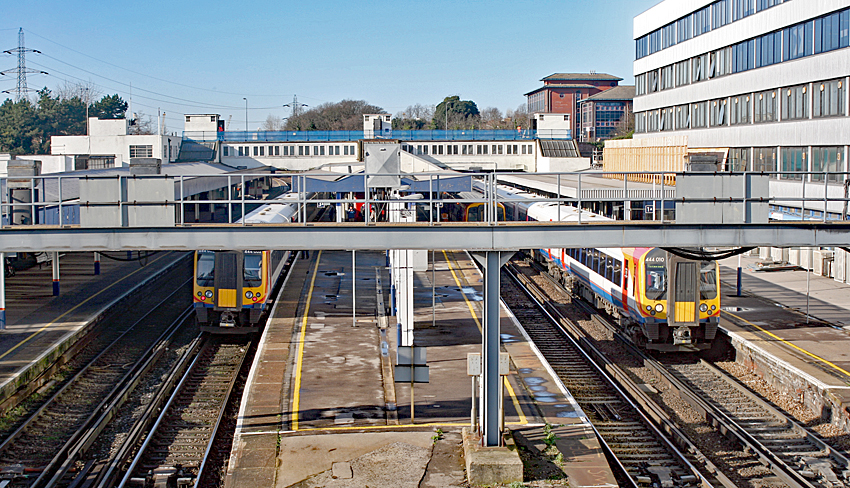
226, 250, 617, 488
717, 254, 850, 432
0, 251, 188, 412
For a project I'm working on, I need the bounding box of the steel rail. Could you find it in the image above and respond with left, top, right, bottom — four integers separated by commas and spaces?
505, 262, 725, 488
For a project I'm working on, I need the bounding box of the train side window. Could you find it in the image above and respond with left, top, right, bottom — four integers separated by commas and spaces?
591, 250, 599, 273
700, 261, 718, 299
613, 259, 622, 285
605, 256, 614, 281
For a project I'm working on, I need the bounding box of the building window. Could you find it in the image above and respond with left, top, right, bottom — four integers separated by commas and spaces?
497, 145, 503, 155
709, 46, 732, 78
660, 65, 674, 90
754, 90, 777, 123
781, 147, 807, 180
784, 21, 814, 61
694, 5, 712, 36
691, 102, 708, 128
87, 156, 115, 170
676, 15, 692, 44
320, 146, 325, 155
753, 147, 777, 177
732, 39, 755, 73
259, 146, 264, 156
675, 105, 690, 130
661, 23, 676, 50
223, 146, 229, 157
811, 147, 843, 182
814, 9, 850, 54
646, 110, 660, 132
675, 60, 690, 87
730, 95, 750, 125
647, 70, 659, 93
814, 79, 846, 117
129, 145, 153, 158
711, 98, 728, 127
253, 146, 258, 156
728, 148, 750, 171
756, 31, 782, 68
692, 54, 708, 83
732, 0, 755, 21
660, 107, 674, 131
782, 85, 809, 120
713, 0, 732, 29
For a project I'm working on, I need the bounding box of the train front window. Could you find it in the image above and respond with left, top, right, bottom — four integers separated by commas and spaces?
467, 204, 483, 222
244, 253, 263, 287
700, 261, 718, 300
196, 253, 215, 287
644, 249, 667, 301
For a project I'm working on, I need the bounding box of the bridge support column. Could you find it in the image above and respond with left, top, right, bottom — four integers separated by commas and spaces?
472, 251, 515, 447
52, 252, 60, 296
0, 252, 5, 330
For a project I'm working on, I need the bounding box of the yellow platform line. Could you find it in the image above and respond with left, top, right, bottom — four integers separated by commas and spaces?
724, 309, 850, 380
442, 250, 527, 425
297, 420, 532, 433
0, 252, 172, 362
291, 251, 322, 432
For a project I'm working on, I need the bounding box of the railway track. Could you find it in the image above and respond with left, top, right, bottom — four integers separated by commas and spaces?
0, 279, 193, 487
515, 255, 850, 488
502, 262, 730, 488
117, 337, 250, 488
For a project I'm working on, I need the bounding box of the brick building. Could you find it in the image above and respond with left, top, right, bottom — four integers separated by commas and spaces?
525, 73, 623, 135
578, 85, 636, 141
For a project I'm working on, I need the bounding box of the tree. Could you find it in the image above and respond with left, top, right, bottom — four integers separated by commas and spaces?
89, 94, 128, 119
128, 110, 155, 135
285, 99, 384, 131
479, 107, 506, 129
0, 98, 41, 155
611, 106, 635, 140
261, 114, 286, 131
393, 103, 435, 130
56, 80, 100, 106
505, 103, 531, 130
433, 96, 479, 130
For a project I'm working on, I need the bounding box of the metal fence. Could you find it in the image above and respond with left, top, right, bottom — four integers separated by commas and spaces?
0, 171, 848, 228
182, 129, 569, 143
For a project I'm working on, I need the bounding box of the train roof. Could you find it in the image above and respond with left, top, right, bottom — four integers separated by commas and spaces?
237, 192, 301, 224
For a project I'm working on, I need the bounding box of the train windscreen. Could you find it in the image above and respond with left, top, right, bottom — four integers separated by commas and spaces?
244, 252, 263, 287
644, 248, 667, 301
196, 252, 215, 287
700, 261, 718, 300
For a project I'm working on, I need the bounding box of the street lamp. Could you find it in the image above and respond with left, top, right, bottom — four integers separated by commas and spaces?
243, 98, 248, 131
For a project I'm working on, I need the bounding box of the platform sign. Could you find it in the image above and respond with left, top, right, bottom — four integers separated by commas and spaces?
467, 352, 510, 376
394, 364, 429, 383
396, 346, 428, 383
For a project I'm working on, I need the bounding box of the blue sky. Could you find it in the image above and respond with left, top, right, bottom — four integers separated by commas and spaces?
1, 0, 659, 130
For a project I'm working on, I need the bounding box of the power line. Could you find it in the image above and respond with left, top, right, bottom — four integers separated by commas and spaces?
25, 29, 325, 101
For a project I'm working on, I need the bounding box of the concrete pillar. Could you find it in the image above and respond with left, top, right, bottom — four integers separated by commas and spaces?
0, 252, 5, 330
472, 251, 516, 447
52, 252, 60, 296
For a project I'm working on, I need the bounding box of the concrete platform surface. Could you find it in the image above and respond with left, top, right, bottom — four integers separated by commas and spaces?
0, 251, 186, 408
227, 250, 618, 487
718, 254, 850, 431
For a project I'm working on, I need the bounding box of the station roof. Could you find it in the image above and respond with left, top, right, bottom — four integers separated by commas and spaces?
38, 162, 277, 203
292, 169, 473, 194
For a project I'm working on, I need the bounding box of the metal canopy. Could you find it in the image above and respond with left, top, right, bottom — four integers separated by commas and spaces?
292, 172, 472, 193
0, 222, 848, 252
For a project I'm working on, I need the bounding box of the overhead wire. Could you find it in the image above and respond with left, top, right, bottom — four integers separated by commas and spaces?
24, 29, 315, 99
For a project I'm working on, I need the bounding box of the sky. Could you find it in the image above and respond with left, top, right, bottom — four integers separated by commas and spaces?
1, 0, 660, 131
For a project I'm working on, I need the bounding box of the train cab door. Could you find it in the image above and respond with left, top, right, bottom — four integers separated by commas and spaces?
214, 251, 244, 311
667, 255, 699, 345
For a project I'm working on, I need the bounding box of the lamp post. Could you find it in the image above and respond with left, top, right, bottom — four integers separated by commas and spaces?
243, 98, 248, 131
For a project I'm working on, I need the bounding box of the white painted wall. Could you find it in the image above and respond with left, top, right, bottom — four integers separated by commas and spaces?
184, 114, 220, 133
0, 154, 74, 177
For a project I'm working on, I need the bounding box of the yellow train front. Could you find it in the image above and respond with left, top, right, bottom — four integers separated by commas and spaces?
193, 250, 289, 333
626, 248, 721, 351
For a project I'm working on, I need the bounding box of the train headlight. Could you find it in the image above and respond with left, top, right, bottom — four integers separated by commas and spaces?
711, 305, 716, 311
655, 304, 663, 313
197, 291, 202, 297
205, 290, 213, 298
255, 293, 261, 298
245, 291, 253, 299
646, 305, 652, 311
699, 303, 708, 312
